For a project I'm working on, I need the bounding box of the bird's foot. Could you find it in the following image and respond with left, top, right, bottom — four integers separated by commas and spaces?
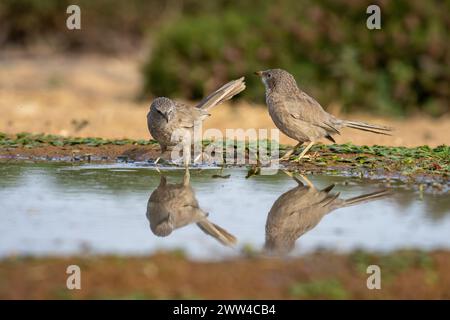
291, 142, 316, 163
293, 153, 316, 162
193, 152, 203, 164
279, 154, 292, 161
153, 157, 172, 166
279, 150, 294, 161
292, 152, 320, 163
193, 152, 212, 165
279, 142, 304, 162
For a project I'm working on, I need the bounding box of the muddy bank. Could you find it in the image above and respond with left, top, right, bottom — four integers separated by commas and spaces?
0, 145, 448, 187
0, 250, 449, 299
0, 134, 448, 187
0, 143, 159, 162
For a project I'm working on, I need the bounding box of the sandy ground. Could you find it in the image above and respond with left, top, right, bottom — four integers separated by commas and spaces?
1, 251, 449, 299
0, 50, 448, 147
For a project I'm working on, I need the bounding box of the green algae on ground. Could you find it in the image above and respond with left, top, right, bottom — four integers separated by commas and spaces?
0, 132, 158, 147
284, 143, 449, 177
289, 279, 349, 299
0, 132, 448, 177
350, 250, 435, 276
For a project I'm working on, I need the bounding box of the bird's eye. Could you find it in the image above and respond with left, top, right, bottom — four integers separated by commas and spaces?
267, 73, 272, 78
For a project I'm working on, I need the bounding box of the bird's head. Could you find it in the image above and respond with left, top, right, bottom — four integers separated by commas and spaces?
150, 97, 175, 123
263, 238, 295, 256
150, 216, 174, 237
254, 69, 298, 95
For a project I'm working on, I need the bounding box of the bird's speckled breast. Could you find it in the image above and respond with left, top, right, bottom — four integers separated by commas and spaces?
266, 94, 311, 143
147, 110, 193, 147
147, 111, 174, 146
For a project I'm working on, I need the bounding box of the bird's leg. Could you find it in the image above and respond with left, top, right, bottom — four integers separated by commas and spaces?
282, 170, 304, 185
193, 152, 203, 163
282, 170, 294, 178
183, 155, 190, 168
282, 170, 315, 188
298, 174, 315, 189
154, 144, 167, 165
280, 142, 303, 161
183, 167, 190, 186
279, 149, 294, 161
183, 142, 191, 168
293, 141, 315, 162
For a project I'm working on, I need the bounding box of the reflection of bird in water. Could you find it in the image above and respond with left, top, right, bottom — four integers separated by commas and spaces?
264, 172, 390, 256
146, 169, 237, 246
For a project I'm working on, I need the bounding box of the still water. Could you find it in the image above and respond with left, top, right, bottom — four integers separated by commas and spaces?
0, 162, 449, 259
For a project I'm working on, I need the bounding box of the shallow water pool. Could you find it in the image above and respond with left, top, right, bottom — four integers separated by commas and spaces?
0, 162, 449, 259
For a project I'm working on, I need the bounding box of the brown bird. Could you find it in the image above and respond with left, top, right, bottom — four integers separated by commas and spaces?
264, 172, 390, 256
146, 169, 237, 246
255, 69, 392, 161
147, 78, 246, 165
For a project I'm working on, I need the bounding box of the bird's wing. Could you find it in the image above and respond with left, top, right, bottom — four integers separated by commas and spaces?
174, 101, 209, 128
284, 93, 341, 135
169, 183, 205, 225
267, 205, 326, 244
267, 186, 337, 236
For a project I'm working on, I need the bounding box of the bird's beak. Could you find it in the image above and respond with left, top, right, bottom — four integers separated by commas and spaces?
163, 111, 173, 123
254, 71, 263, 77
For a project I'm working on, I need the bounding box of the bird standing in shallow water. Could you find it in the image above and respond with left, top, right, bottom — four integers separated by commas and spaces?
147, 77, 245, 166
255, 69, 392, 161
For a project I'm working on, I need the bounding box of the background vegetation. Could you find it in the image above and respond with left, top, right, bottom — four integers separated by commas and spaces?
1, 0, 449, 116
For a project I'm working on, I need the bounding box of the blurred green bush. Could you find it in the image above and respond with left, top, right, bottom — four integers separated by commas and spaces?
143, 0, 449, 116
0, 0, 166, 52
1, 0, 448, 116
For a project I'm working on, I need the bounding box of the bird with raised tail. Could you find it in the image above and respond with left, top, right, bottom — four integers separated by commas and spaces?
146, 169, 237, 247
255, 69, 392, 161
147, 77, 246, 165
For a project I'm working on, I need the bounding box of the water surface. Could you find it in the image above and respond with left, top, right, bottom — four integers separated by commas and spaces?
0, 162, 449, 259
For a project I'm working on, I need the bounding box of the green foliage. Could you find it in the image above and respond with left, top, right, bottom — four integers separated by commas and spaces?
282, 143, 449, 176
2, 1, 448, 115
240, 243, 259, 258
289, 278, 349, 299
349, 250, 435, 281
143, 0, 449, 116
0, 132, 158, 147
1, 133, 448, 176
0, 0, 165, 51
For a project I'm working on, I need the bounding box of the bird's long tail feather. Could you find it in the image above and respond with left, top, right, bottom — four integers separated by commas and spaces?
197, 220, 237, 246
342, 189, 391, 208
343, 120, 393, 136
196, 77, 246, 110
